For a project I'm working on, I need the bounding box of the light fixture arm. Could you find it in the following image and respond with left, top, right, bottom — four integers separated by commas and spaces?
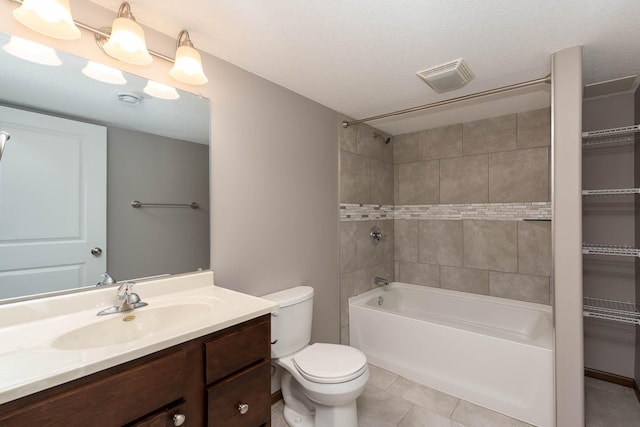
116, 2, 134, 20
176, 30, 194, 49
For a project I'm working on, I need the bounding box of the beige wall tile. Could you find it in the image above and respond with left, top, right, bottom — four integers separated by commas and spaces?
398, 160, 440, 204
370, 159, 394, 205
517, 107, 551, 149
395, 220, 419, 262
340, 325, 349, 345
393, 164, 399, 205
394, 132, 419, 163
489, 271, 551, 304
463, 114, 517, 155
340, 150, 370, 203
339, 115, 357, 153
357, 123, 393, 162
418, 124, 463, 160
340, 221, 357, 274
489, 147, 549, 202
340, 261, 394, 327
356, 220, 386, 268
396, 262, 439, 287
518, 221, 552, 276
419, 220, 463, 266
340, 268, 370, 327
440, 154, 489, 204
463, 220, 518, 272
440, 266, 489, 295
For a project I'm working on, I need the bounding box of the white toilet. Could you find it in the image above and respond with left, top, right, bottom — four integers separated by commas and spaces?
263, 286, 369, 427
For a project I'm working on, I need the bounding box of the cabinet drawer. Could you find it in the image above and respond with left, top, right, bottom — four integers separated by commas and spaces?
207, 360, 270, 427
204, 318, 269, 384
128, 401, 187, 427
0, 350, 187, 427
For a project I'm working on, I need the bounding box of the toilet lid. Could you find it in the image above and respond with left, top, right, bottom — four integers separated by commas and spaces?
293, 343, 367, 384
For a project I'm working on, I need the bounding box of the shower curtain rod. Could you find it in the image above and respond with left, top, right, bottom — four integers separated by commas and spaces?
341, 75, 551, 128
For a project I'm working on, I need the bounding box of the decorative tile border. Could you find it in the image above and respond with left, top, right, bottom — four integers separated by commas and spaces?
340, 204, 394, 220
340, 202, 551, 221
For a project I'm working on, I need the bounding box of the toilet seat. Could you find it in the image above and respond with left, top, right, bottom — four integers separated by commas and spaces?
292, 343, 367, 384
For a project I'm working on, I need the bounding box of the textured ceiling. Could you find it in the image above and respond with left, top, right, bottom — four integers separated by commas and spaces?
90, 0, 640, 134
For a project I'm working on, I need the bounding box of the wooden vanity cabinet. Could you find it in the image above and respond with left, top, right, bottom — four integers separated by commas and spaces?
0, 314, 271, 427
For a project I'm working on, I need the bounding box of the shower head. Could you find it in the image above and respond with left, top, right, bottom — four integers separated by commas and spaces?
374, 133, 391, 144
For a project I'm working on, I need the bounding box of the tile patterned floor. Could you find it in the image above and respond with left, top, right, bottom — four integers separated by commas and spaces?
271, 364, 533, 427
585, 377, 640, 427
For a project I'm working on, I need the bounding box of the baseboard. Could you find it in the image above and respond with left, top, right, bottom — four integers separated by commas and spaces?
271, 390, 283, 405
584, 367, 640, 402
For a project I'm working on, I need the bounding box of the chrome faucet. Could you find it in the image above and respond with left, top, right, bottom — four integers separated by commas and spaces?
97, 281, 148, 316
374, 276, 389, 288
96, 272, 117, 287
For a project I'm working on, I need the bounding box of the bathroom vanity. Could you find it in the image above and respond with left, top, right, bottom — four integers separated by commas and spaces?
0, 271, 277, 427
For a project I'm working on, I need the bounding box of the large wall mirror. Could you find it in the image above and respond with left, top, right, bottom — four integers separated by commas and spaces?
0, 31, 210, 302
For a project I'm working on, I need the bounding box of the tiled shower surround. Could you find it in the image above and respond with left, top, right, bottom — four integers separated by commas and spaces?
339, 108, 552, 343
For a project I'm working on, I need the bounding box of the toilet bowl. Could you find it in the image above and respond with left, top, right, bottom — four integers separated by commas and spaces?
262, 286, 369, 427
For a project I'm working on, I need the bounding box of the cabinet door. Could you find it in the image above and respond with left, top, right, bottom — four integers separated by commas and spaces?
207, 361, 270, 427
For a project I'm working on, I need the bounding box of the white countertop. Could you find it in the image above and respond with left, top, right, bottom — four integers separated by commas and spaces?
0, 271, 278, 405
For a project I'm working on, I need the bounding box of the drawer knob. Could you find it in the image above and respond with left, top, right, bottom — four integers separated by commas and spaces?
238, 403, 249, 415
173, 413, 186, 426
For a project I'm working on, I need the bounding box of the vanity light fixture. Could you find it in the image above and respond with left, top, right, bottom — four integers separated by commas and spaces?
2, 35, 62, 66
13, 0, 80, 40
169, 30, 208, 85
143, 80, 180, 100
9, 0, 209, 86
100, 2, 152, 66
81, 61, 127, 85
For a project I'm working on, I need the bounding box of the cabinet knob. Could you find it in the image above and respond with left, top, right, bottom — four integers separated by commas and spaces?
238, 403, 249, 415
173, 413, 186, 426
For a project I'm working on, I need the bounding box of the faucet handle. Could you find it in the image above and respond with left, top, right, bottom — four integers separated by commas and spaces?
97, 272, 117, 287
116, 281, 136, 299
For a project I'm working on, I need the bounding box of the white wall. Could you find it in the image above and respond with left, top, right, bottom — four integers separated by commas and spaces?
0, 0, 341, 344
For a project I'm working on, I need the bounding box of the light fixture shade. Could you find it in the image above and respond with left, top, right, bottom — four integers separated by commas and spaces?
103, 16, 152, 65
170, 44, 208, 85
13, 0, 80, 40
3, 35, 62, 66
82, 61, 127, 85
143, 80, 180, 100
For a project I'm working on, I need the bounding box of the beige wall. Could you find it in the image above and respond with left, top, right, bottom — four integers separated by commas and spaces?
553, 45, 584, 427
0, 1, 341, 344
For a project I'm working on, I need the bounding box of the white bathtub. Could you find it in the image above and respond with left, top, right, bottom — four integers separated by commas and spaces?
349, 282, 554, 427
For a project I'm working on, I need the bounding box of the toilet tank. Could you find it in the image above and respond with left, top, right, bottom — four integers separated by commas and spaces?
262, 286, 314, 358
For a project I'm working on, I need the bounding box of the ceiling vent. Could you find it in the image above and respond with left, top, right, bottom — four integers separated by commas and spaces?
416, 58, 474, 93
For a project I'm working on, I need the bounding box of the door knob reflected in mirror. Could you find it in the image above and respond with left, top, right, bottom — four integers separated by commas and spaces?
90, 247, 103, 256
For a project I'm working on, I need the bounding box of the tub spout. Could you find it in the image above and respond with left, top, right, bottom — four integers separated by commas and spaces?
374, 276, 389, 288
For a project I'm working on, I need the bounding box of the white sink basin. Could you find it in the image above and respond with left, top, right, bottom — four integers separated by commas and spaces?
52, 303, 213, 350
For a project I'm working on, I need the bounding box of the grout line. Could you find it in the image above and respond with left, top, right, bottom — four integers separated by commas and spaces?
449, 397, 462, 418
395, 403, 414, 427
